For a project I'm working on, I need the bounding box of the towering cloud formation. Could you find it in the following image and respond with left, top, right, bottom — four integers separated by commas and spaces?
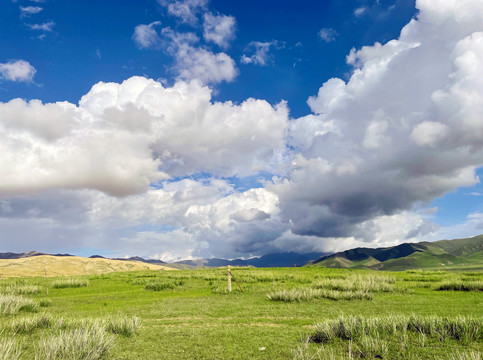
1, 0, 483, 259
0, 76, 288, 197
276, 0, 483, 242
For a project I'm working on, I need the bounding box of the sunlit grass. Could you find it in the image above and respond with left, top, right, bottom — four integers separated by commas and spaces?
0, 337, 22, 360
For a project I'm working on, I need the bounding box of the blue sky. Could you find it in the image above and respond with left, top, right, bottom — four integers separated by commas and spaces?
1, 0, 417, 118
1, 0, 483, 260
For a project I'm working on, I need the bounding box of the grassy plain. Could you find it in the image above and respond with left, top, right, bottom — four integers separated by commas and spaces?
0, 267, 482, 359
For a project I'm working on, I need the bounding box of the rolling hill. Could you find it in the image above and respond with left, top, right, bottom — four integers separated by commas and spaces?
311, 234, 483, 271
0, 255, 176, 278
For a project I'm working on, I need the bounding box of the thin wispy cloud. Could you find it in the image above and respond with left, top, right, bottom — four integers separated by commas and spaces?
27, 21, 55, 32
19, 6, 43, 18
465, 192, 483, 196
318, 28, 338, 42
354, 6, 367, 16
241, 41, 281, 66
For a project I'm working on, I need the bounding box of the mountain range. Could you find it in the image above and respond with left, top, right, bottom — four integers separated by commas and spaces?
173, 252, 328, 268
312, 234, 483, 271
1, 234, 482, 271
0, 251, 327, 268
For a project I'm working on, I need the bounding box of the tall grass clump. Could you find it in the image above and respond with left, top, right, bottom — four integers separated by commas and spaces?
103, 315, 140, 337
144, 281, 183, 291
35, 322, 115, 360
268, 288, 322, 302
52, 278, 89, 289
0, 337, 22, 360
267, 288, 373, 302
436, 280, 483, 292
11, 314, 53, 334
313, 273, 395, 293
0, 294, 38, 315
310, 315, 483, 344
1, 285, 41, 295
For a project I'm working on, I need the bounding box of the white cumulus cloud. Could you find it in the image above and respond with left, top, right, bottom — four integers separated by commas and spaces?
133, 21, 162, 49
0, 76, 288, 197
273, 0, 483, 244
161, 27, 238, 84
173, 45, 238, 84
203, 13, 236, 49
0, 60, 36, 82
158, 0, 208, 25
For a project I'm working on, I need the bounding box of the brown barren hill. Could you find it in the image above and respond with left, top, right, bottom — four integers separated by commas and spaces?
0, 255, 176, 277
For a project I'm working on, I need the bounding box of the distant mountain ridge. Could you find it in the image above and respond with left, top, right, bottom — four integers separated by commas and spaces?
4, 235, 482, 271
0, 251, 73, 259
0, 251, 327, 268
175, 252, 329, 268
312, 235, 483, 271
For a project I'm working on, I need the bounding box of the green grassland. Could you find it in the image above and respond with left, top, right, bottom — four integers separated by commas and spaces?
0, 267, 482, 359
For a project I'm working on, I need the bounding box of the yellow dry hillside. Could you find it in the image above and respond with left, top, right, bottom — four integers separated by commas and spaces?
0, 255, 176, 278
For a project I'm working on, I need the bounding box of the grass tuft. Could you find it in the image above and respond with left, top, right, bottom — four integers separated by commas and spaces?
34, 322, 115, 360
103, 315, 140, 337
0, 294, 39, 315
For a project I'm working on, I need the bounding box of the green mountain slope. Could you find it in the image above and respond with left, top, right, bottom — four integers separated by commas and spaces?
312, 234, 483, 271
